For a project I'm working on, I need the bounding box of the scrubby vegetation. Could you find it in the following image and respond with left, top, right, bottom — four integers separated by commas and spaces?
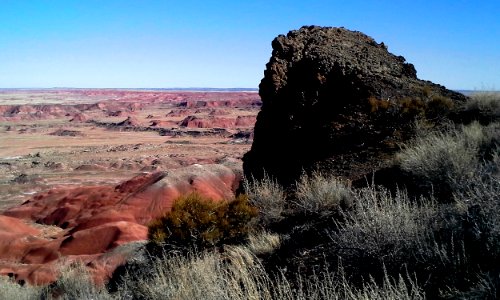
1, 92, 499, 299
367, 88, 456, 121
148, 193, 258, 252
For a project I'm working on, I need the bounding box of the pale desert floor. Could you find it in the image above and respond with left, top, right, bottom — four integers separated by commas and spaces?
0, 89, 260, 210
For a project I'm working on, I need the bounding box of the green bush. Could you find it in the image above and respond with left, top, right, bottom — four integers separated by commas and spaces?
148, 193, 258, 250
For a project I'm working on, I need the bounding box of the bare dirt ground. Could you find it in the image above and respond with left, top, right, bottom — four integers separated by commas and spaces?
0, 89, 260, 210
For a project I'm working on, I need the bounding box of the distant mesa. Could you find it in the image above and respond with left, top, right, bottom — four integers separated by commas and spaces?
108, 110, 127, 117
149, 120, 178, 127
179, 115, 257, 129
166, 109, 190, 117
116, 116, 140, 127
178, 99, 262, 109
180, 115, 235, 129
243, 26, 468, 185
69, 113, 90, 122
209, 109, 231, 116
235, 115, 257, 127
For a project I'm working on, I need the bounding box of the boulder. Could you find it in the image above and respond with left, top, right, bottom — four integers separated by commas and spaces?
243, 26, 468, 184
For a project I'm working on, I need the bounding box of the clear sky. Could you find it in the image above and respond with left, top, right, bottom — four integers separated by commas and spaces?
0, 0, 498, 90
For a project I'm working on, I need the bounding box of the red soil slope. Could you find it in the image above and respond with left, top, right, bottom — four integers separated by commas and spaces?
0, 164, 239, 285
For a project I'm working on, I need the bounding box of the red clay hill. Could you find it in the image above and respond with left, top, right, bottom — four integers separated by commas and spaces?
0, 164, 239, 285
0, 89, 260, 285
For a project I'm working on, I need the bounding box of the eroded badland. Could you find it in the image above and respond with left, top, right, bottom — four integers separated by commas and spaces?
0, 89, 260, 209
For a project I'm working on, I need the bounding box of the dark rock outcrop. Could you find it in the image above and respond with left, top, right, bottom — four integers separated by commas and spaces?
243, 26, 468, 184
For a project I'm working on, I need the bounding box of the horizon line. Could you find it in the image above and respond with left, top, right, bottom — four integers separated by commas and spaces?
0, 87, 496, 94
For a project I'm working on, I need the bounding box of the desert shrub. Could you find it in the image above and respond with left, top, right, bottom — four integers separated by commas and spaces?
278, 184, 500, 297
398, 121, 499, 199
328, 186, 437, 277
429, 167, 500, 297
243, 173, 286, 226
421, 85, 433, 98
426, 95, 454, 120
218, 194, 259, 242
294, 172, 353, 215
450, 151, 500, 255
441, 271, 500, 299
476, 122, 500, 160
398, 97, 426, 117
396, 122, 489, 200
453, 92, 500, 125
386, 95, 455, 123
465, 92, 500, 116
368, 96, 392, 113
148, 193, 257, 251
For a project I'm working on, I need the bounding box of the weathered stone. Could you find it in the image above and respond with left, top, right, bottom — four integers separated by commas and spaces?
243, 26, 467, 184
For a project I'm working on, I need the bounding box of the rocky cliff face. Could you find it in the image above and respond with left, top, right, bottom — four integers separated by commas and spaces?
243, 26, 467, 184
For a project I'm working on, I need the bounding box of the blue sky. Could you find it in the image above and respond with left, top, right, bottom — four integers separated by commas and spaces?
0, 0, 498, 90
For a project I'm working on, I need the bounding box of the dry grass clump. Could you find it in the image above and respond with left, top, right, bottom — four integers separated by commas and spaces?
397, 121, 498, 199
243, 173, 287, 225
115, 245, 277, 300
465, 92, 500, 116
453, 92, 500, 125
398, 127, 476, 185
0, 263, 114, 300
115, 230, 423, 299
246, 231, 282, 256
0, 276, 43, 300
324, 272, 424, 300
115, 245, 424, 300
294, 172, 353, 215
43, 263, 114, 300
329, 187, 436, 271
